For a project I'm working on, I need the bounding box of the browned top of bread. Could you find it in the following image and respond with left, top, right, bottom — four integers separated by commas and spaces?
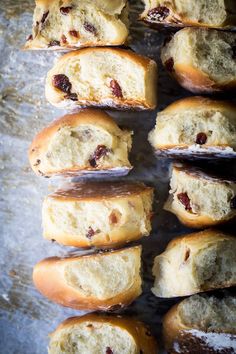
48, 181, 153, 202
166, 229, 234, 250
54, 47, 155, 69
50, 313, 158, 354
163, 96, 236, 115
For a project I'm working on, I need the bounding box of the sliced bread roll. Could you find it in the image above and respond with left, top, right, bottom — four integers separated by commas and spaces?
33, 246, 142, 311
165, 164, 236, 228
29, 110, 133, 177
45, 47, 158, 110
48, 313, 158, 354
163, 294, 236, 354
152, 229, 236, 298
42, 181, 154, 248
148, 96, 236, 158
24, 0, 129, 50
161, 28, 236, 93
141, 0, 236, 29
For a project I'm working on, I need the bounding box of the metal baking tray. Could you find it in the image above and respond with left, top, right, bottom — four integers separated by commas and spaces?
0, 1, 235, 353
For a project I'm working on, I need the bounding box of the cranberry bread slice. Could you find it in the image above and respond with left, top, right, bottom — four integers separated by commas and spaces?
29, 110, 132, 177
45, 47, 158, 110
148, 96, 236, 158
164, 164, 236, 228
48, 313, 158, 354
24, 0, 129, 50
33, 246, 142, 311
161, 28, 236, 93
42, 181, 154, 248
140, 0, 236, 29
152, 229, 236, 298
163, 294, 236, 354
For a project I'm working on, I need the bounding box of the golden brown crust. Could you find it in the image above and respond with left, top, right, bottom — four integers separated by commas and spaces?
33, 246, 142, 311
162, 96, 236, 115
167, 63, 236, 94
50, 313, 158, 354
166, 229, 233, 250
28, 109, 129, 176
48, 181, 154, 202
54, 47, 154, 70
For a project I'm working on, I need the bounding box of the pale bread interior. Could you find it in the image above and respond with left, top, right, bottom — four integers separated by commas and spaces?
161, 28, 236, 84
142, 0, 228, 26
40, 124, 132, 172
42, 192, 152, 242
152, 233, 236, 297
28, 0, 129, 48
149, 104, 236, 149
169, 168, 236, 221
45, 50, 157, 108
48, 321, 138, 354
64, 247, 141, 300
179, 295, 236, 333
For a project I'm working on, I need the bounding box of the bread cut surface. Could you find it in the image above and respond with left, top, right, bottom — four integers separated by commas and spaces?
29, 110, 133, 177
141, 0, 236, 28
24, 0, 129, 50
48, 313, 158, 354
33, 246, 142, 310
164, 164, 236, 228
42, 181, 154, 248
161, 28, 236, 93
149, 96, 236, 157
163, 294, 236, 353
45, 48, 158, 110
152, 229, 236, 298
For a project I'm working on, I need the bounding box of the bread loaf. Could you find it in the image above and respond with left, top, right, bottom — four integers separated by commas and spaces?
25, 0, 129, 50
42, 181, 154, 248
29, 109, 132, 177
48, 313, 158, 354
33, 246, 142, 311
165, 164, 236, 228
163, 294, 236, 353
45, 47, 158, 110
152, 229, 236, 298
161, 28, 236, 93
141, 0, 236, 29
149, 96, 236, 158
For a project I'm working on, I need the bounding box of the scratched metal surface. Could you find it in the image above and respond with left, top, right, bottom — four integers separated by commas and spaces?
0, 1, 236, 354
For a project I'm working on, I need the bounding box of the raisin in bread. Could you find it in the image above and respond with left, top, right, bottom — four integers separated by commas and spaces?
45, 47, 158, 110
25, 0, 129, 50
164, 164, 236, 228
29, 109, 132, 177
141, 0, 236, 29
148, 96, 236, 158
163, 294, 236, 354
33, 246, 142, 311
42, 182, 154, 248
48, 313, 158, 354
161, 28, 236, 93
152, 229, 236, 298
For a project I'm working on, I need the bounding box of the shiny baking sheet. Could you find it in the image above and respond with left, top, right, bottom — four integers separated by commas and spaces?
1, 1, 236, 353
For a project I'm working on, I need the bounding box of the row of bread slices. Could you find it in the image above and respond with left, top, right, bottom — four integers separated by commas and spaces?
47, 293, 236, 353
26, 28, 236, 110
25, 1, 236, 95
30, 164, 236, 249
36, 229, 236, 353
29, 97, 236, 179
25, 0, 236, 51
